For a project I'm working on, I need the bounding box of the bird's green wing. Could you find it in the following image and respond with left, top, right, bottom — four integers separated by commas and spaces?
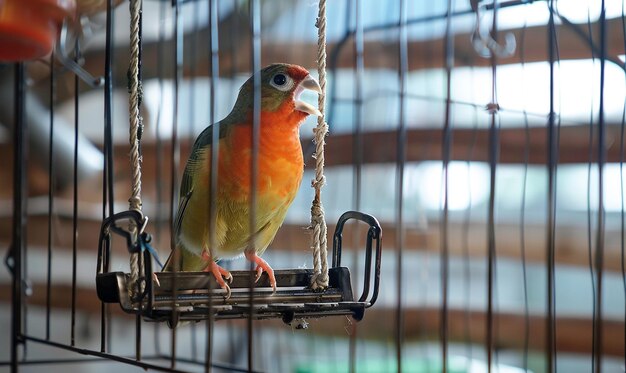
174, 112, 248, 230
179, 122, 231, 199
164, 120, 234, 271
173, 121, 231, 235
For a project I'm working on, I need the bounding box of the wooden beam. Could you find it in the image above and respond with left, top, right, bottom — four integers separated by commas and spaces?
314, 124, 623, 166
0, 283, 126, 318
124, 125, 623, 188
2, 282, 622, 357
41, 16, 626, 103
0, 124, 622, 200
0, 124, 620, 205
98, 16, 626, 77
0, 210, 623, 272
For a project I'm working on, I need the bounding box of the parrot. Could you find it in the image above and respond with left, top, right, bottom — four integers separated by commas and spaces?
162, 63, 322, 298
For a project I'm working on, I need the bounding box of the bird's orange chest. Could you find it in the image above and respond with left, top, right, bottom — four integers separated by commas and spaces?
218, 104, 306, 200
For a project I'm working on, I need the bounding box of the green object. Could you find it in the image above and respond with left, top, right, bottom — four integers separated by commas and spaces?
295, 356, 529, 373
295, 358, 467, 373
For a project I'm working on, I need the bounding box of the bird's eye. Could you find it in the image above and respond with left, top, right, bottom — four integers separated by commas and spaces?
273, 74, 287, 86
270, 73, 294, 91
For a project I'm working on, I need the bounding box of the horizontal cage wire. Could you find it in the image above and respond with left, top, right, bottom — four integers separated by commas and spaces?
2, 0, 626, 372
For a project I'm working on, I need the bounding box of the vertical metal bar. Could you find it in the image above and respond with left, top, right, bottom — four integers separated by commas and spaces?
441, 0, 454, 371
462, 81, 479, 367
583, 6, 599, 371
395, 1, 408, 372
248, 0, 261, 370
225, 4, 239, 367
11, 62, 26, 373
189, 0, 200, 139
187, 1, 200, 361
152, 13, 166, 367
153, 0, 164, 356
353, 0, 363, 224
593, 2, 607, 372
206, 0, 220, 372
71, 40, 80, 347
486, 67, 496, 373
171, 0, 182, 368
153, 0, 165, 241
23, 86, 30, 360
619, 0, 626, 365
154, 0, 166, 279
486, 2, 501, 372
170, 324, 177, 370
518, 13, 530, 372
100, 0, 115, 353
546, 1, 557, 372
171, 0, 182, 250
46, 53, 56, 342
104, 0, 115, 218
349, 0, 363, 371
134, 314, 142, 362
585, 9, 598, 371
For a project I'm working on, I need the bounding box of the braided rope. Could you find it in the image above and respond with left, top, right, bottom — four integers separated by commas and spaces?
128, 0, 143, 295
310, 0, 329, 290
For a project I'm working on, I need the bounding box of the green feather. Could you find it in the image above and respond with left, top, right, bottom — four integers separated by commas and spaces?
235, 63, 296, 113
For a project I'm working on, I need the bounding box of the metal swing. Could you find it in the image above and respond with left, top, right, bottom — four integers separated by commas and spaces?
96, 210, 381, 326
95, 0, 382, 327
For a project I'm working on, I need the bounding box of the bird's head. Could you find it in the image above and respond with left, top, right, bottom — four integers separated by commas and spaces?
236, 63, 322, 120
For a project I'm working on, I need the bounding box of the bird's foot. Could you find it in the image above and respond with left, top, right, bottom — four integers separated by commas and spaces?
244, 251, 276, 293
202, 256, 233, 299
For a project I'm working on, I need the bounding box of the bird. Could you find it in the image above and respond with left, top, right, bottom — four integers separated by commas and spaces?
162, 63, 322, 298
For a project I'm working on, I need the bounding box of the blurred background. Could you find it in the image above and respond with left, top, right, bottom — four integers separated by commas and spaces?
1, 0, 626, 372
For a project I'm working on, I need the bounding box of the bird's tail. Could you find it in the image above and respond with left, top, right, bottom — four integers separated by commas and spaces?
161, 248, 180, 272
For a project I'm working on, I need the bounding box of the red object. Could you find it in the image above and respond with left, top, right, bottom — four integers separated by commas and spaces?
0, 0, 76, 61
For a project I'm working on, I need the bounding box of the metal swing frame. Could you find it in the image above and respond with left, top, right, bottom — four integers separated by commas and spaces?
96, 210, 382, 326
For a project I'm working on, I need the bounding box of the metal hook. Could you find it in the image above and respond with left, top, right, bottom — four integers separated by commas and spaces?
4, 244, 33, 297
471, 0, 517, 58
55, 20, 104, 88
4, 244, 15, 276
140, 216, 149, 235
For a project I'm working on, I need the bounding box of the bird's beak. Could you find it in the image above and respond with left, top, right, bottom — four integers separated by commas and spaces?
294, 74, 323, 117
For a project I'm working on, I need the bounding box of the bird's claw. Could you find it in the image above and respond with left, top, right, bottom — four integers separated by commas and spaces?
253, 266, 276, 294
245, 251, 277, 294
215, 277, 232, 300
222, 283, 232, 300
254, 266, 264, 283
203, 260, 233, 300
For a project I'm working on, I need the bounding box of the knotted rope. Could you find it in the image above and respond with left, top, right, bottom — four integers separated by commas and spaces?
310, 0, 329, 290
128, 0, 144, 296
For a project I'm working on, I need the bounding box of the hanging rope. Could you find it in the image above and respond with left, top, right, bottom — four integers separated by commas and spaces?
310, 0, 329, 290
128, 0, 144, 296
